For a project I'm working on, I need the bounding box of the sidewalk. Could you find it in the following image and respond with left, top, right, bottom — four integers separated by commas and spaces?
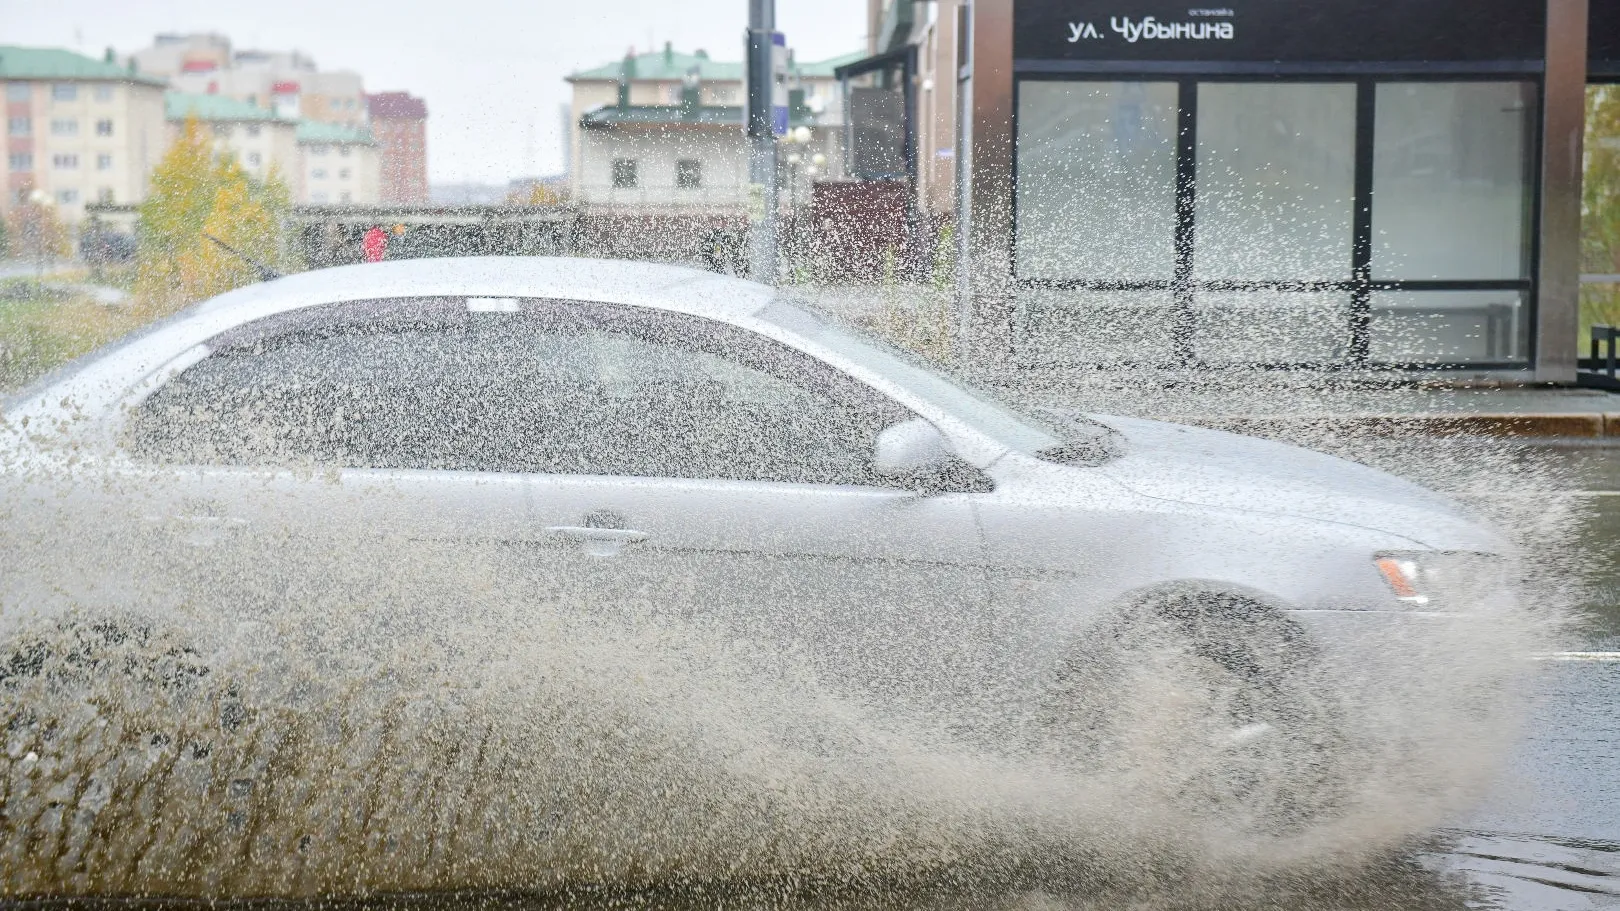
789, 285, 1620, 440
993, 379, 1620, 439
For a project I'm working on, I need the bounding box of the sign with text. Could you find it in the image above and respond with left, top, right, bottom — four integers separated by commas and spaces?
1014, 0, 1548, 63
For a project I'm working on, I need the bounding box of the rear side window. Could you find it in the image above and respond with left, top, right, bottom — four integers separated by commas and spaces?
126, 297, 911, 486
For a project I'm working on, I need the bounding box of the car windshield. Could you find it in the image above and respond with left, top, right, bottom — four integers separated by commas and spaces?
758, 299, 1065, 454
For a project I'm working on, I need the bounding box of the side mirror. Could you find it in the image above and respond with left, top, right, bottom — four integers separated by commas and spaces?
874, 418, 989, 493
874, 418, 955, 476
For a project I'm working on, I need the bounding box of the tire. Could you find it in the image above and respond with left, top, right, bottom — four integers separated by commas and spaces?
1047, 590, 1350, 833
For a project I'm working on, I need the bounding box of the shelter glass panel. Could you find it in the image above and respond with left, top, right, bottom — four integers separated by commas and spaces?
1372, 82, 1535, 280
1014, 289, 1178, 365
1015, 81, 1179, 281
1192, 292, 1353, 363
1368, 290, 1528, 363
1192, 83, 1356, 281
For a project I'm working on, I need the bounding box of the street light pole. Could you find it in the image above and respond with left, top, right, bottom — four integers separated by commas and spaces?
745, 0, 778, 284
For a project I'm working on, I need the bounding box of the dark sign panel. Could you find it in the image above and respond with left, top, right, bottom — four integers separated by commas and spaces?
1594, 0, 1620, 75
1013, 0, 1547, 63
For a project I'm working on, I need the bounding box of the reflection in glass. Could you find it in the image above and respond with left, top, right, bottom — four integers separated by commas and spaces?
1193, 292, 1351, 363
1369, 291, 1527, 363
1373, 82, 1534, 280
1194, 83, 1355, 280
1014, 289, 1177, 365
1016, 81, 1178, 281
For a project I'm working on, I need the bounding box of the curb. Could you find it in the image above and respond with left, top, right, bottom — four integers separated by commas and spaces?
1184, 413, 1620, 439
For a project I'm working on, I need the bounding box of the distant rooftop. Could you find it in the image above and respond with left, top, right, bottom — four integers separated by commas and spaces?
166, 91, 294, 123
297, 119, 375, 145
0, 45, 167, 85
367, 91, 428, 119
568, 43, 859, 82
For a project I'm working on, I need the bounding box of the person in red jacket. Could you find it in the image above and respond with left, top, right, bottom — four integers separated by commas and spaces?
362, 225, 388, 263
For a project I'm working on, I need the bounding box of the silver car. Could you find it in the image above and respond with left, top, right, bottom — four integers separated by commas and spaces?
1, 256, 1520, 828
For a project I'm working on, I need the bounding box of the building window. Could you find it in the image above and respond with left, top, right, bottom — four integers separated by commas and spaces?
94, 84, 113, 101
97, 188, 114, 203
97, 153, 112, 170
310, 144, 328, 155
312, 168, 327, 179
56, 189, 79, 204
50, 118, 78, 136
213, 123, 232, 137
7, 117, 29, 136
247, 152, 261, 166
339, 168, 350, 179
676, 159, 702, 189
6, 84, 30, 101
95, 119, 113, 136
312, 191, 329, 203
52, 83, 77, 102
340, 146, 351, 157
53, 153, 79, 169
340, 191, 352, 202
611, 158, 638, 189
245, 124, 260, 137
7, 153, 32, 171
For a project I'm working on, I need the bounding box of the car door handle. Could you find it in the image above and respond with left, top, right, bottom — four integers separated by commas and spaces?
144, 514, 249, 546
545, 525, 650, 558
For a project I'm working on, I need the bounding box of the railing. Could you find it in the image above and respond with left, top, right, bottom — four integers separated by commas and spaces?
1588, 325, 1619, 384
575, 184, 745, 209
1578, 273, 1620, 389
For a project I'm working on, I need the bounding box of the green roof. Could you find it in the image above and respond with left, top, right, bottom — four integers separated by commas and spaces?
296, 119, 375, 145
568, 47, 860, 82
570, 48, 742, 82
580, 104, 817, 129
0, 45, 166, 86
167, 91, 294, 123
793, 51, 867, 78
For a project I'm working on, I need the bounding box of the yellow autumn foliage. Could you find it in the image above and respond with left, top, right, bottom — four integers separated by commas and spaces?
135, 116, 295, 312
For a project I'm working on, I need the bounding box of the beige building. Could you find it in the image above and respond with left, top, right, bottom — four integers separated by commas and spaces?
1, 45, 168, 224
564, 43, 858, 210
298, 120, 379, 205
166, 92, 300, 190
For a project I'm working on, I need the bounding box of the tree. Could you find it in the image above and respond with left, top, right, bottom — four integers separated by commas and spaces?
135, 116, 296, 310
1582, 85, 1620, 337
504, 180, 563, 206
2, 185, 71, 264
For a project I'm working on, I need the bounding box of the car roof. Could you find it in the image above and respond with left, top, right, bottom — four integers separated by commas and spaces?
190, 256, 774, 325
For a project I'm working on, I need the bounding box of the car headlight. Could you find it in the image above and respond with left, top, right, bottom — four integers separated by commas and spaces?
1374, 551, 1513, 611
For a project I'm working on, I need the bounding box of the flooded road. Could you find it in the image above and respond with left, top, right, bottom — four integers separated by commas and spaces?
3, 438, 1616, 910
1426, 442, 1620, 910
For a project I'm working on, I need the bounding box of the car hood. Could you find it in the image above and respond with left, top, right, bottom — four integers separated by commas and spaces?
1081, 414, 1503, 551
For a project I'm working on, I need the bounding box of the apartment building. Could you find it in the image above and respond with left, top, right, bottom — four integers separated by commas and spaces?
0, 45, 168, 224
298, 120, 379, 205
366, 91, 428, 203
166, 92, 300, 189
131, 34, 369, 129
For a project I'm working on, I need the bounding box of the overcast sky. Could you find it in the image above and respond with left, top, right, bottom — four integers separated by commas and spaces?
3, 0, 870, 185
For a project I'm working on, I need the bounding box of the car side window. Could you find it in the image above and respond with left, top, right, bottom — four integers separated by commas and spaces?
126, 298, 912, 486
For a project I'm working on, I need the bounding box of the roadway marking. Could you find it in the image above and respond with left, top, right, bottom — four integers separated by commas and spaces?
1462, 491, 1620, 498
1532, 652, 1620, 662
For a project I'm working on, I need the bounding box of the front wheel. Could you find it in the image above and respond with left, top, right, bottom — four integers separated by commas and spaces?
1048, 591, 1351, 833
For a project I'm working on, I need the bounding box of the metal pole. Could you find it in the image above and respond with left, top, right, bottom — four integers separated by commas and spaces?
1533, 0, 1588, 382
745, 0, 779, 284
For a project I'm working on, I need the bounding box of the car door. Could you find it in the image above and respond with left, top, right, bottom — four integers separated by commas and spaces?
482, 301, 998, 718
114, 297, 577, 619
